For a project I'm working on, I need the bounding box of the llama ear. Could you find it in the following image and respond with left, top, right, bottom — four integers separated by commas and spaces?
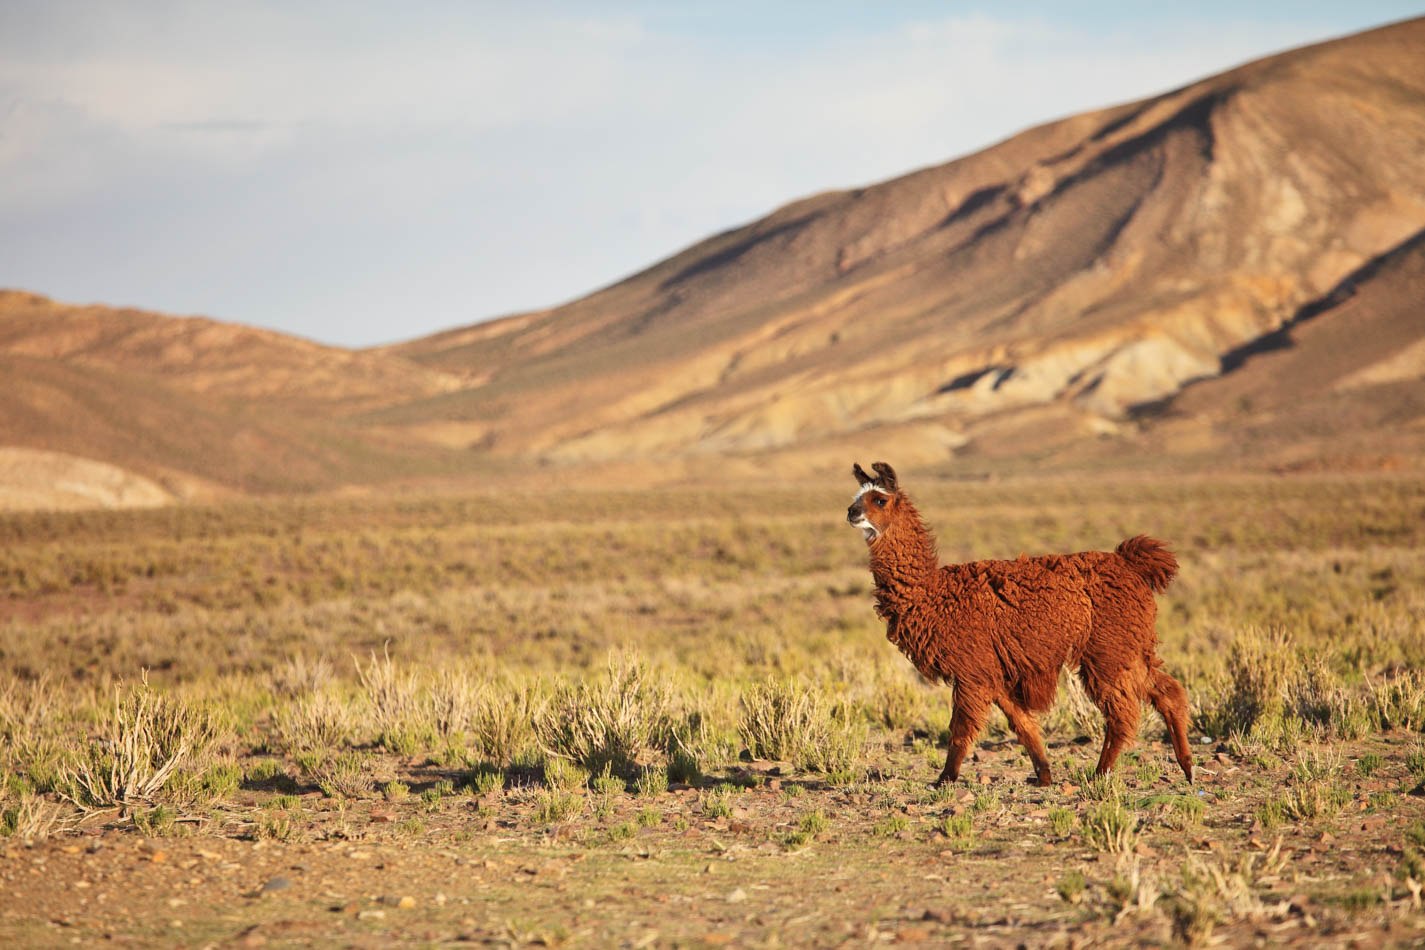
852, 463, 874, 486
871, 462, 899, 492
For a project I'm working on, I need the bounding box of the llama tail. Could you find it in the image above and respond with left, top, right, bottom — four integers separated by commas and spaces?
1114, 535, 1178, 593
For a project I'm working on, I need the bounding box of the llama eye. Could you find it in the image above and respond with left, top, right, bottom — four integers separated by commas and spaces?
874, 497, 888, 508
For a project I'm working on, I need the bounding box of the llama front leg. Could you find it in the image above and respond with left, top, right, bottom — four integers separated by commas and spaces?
995, 695, 1053, 787
934, 697, 989, 787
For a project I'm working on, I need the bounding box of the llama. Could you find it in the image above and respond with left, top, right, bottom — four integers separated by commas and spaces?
847, 461, 1193, 787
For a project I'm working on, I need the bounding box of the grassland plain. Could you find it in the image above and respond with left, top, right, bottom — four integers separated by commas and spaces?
2, 470, 1425, 947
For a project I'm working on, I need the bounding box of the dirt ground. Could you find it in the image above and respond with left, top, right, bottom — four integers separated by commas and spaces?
4, 732, 1421, 949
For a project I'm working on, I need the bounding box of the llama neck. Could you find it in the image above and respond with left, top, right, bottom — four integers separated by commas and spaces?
868, 502, 938, 612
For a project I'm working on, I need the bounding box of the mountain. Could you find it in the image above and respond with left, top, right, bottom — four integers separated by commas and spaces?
0, 291, 466, 506
3, 18, 1424, 507
379, 16, 1425, 473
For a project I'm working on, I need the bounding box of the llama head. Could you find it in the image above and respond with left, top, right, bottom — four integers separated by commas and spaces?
847, 461, 902, 542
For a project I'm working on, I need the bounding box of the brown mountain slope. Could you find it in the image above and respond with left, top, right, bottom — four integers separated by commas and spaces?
0, 291, 462, 414
380, 16, 1425, 470
0, 293, 473, 499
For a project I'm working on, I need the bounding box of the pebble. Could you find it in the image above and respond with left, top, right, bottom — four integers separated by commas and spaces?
357, 909, 386, 921
727, 888, 747, 903
260, 876, 292, 894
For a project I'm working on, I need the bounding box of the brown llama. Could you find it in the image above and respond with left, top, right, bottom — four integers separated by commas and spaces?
846, 461, 1193, 787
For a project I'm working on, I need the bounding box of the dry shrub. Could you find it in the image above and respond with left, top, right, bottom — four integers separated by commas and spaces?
1081, 799, 1139, 854
273, 689, 354, 752
354, 644, 427, 752
428, 667, 479, 739
1, 772, 64, 844
0, 674, 59, 743
1168, 839, 1288, 945
1371, 669, 1425, 731
472, 675, 543, 766
738, 676, 864, 774
59, 676, 224, 811
536, 652, 671, 775
268, 653, 334, 698
1194, 628, 1342, 745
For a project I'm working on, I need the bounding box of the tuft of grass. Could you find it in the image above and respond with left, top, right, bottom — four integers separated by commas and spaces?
941, 814, 974, 852
873, 814, 910, 837
1081, 800, 1139, 853
1255, 797, 1287, 830
634, 766, 668, 798
532, 789, 583, 824
273, 689, 353, 753
1048, 806, 1075, 837
472, 677, 543, 767
1371, 670, 1425, 731
465, 764, 504, 797
1354, 752, 1384, 778
636, 806, 661, 827
1056, 869, 1086, 904
355, 645, 436, 754
738, 676, 864, 774
590, 765, 625, 797
0, 785, 62, 843
1078, 769, 1127, 803
542, 756, 590, 792
1166, 794, 1205, 830
536, 652, 672, 776
133, 804, 181, 836
702, 784, 735, 819
315, 752, 375, 800
382, 780, 410, 802
1282, 747, 1351, 820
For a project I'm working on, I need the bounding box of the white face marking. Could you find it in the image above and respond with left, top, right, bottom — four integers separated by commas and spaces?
850, 483, 882, 541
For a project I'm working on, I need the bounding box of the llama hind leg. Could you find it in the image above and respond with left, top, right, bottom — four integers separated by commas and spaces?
1148, 667, 1194, 782
1093, 691, 1142, 776
934, 696, 990, 787
995, 695, 1053, 787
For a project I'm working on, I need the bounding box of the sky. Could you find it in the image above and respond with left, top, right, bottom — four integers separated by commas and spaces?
2, 2, 1420, 347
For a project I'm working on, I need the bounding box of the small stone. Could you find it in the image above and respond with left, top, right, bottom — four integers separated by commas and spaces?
370, 810, 396, 824
260, 876, 292, 894
896, 926, 931, 942
357, 909, 386, 920
347, 850, 371, 860
149, 851, 168, 864
397, 896, 416, 910
727, 888, 747, 903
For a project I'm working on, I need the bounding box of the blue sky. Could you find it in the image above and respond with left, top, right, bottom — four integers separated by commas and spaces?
1, 2, 1420, 347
